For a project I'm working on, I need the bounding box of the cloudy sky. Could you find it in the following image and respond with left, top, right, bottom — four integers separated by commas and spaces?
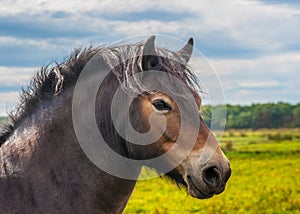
0, 0, 300, 115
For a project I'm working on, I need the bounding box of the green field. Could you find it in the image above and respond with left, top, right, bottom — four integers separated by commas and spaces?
124, 129, 300, 214
0, 118, 299, 213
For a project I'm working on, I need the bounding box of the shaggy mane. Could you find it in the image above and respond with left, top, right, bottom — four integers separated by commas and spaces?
0, 43, 200, 146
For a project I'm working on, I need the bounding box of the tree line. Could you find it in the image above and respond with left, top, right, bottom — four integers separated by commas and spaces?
202, 102, 300, 130
1, 102, 299, 130
0, 117, 6, 124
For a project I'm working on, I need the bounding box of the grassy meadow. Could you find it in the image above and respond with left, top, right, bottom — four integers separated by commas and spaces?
0, 118, 299, 213
124, 129, 300, 214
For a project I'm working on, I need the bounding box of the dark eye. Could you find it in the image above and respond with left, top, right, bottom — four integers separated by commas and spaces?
152, 99, 172, 111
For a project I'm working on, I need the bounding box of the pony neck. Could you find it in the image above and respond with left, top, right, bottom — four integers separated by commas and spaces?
0, 88, 140, 213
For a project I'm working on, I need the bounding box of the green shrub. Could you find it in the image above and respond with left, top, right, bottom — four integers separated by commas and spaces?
267, 133, 293, 141
225, 140, 234, 151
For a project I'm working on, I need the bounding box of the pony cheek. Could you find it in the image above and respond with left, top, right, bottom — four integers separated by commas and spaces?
164, 125, 179, 142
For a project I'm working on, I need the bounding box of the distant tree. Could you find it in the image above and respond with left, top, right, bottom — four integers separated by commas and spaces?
253, 107, 273, 129
0, 117, 8, 126
211, 105, 226, 130
203, 102, 300, 130
236, 111, 252, 129
292, 104, 300, 127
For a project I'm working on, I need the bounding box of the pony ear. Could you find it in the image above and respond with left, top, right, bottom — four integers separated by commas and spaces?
143, 35, 156, 56
176, 37, 194, 63
141, 35, 160, 71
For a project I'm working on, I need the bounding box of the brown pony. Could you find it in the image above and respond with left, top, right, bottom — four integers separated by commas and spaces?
0, 36, 231, 213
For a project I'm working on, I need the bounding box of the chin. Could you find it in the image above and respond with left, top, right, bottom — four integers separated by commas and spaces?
165, 170, 214, 199
186, 175, 214, 199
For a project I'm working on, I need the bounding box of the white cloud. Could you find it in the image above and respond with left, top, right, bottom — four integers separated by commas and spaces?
0, 67, 36, 116
0, 0, 299, 111
0, 52, 299, 116
0, 66, 36, 86
210, 52, 300, 77
0, 92, 19, 116
0, 36, 49, 48
238, 80, 280, 88
1, 0, 300, 52
206, 53, 300, 104
192, 1, 300, 49
0, 0, 193, 16
188, 51, 300, 104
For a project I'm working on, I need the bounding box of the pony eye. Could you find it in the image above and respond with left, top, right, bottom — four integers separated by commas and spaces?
152, 99, 172, 111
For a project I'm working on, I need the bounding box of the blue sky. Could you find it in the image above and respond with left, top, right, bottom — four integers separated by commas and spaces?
0, 0, 300, 115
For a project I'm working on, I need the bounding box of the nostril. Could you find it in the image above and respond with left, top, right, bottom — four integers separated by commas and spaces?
203, 166, 220, 188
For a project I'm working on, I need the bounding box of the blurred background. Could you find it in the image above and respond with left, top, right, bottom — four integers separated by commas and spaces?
0, 0, 299, 213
